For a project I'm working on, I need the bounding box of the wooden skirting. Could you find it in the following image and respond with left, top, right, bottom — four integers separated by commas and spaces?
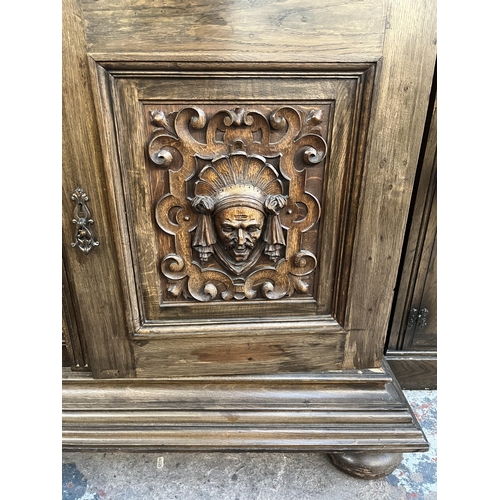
62, 361, 429, 453
386, 351, 437, 390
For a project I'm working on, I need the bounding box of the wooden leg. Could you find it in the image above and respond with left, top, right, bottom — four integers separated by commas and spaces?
328, 452, 403, 480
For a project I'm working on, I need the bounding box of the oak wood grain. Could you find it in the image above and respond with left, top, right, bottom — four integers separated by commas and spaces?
82, 0, 386, 63
387, 69, 437, 367
62, 361, 428, 452
62, 257, 90, 371
388, 87, 437, 350
132, 333, 345, 377
64, 0, 436, 381
63, 0, 434, 461
341, 0, 437, 369
386, 350, 437, 390
63, 0, 136, 377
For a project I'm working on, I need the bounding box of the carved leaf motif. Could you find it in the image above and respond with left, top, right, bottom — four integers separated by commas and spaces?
289, 274, 310, 294
167, 278, 189, 299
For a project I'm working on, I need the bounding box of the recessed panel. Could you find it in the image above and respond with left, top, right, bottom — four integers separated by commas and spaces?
109, 72, 369, 336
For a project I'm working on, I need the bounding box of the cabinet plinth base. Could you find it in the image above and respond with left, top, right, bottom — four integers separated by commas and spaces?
62, 360, 428, 457
328, 451, 403, 479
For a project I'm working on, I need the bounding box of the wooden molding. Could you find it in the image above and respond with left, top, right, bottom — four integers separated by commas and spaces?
386, 350, 437, 390
62, 360, 429, 452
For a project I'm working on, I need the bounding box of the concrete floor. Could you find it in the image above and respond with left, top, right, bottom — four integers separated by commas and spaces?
62, 390, 437, 500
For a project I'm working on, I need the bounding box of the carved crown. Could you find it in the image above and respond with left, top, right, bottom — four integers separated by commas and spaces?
193, 152, 283, 214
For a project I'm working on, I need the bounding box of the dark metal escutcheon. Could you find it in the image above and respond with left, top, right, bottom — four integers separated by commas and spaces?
71, 187, 99, 254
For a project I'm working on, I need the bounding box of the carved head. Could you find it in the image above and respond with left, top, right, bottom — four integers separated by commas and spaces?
191, 152, 287, 271
215, 206, 265, 261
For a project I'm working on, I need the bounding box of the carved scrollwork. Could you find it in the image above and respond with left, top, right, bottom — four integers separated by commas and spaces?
148, 105, 327, 301
71, 188, 99, 254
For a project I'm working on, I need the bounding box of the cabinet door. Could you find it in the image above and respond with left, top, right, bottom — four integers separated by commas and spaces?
386, 74, 437, 389
63, 0, 437, 378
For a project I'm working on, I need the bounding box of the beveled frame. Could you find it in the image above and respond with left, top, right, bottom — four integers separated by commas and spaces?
92, 64, 376, 342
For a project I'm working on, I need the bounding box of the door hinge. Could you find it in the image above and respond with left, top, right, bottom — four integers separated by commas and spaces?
417, 308, 429, 329
407, 307, 429, 329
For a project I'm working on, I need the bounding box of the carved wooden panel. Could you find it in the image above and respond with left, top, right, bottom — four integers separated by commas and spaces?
84, 65, 384, 377
147, 104, 327, 303
99, 69, 374, 344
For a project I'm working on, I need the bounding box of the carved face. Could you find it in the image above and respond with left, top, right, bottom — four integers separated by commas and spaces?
215, 207, 265, 261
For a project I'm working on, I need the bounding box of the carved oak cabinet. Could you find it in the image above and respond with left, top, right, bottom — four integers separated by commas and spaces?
62, 0, 437, 479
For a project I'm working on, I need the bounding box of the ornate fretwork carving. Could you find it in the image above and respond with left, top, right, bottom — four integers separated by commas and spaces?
71, 188, 99, 254
147, 106, 327, 301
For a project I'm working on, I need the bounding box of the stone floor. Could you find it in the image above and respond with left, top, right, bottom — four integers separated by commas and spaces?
62, 390, 437, 500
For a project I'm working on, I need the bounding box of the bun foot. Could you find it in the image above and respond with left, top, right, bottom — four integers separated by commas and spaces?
328, 451, 403, 480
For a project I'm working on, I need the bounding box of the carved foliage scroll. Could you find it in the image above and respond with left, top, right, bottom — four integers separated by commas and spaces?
147, 106, 327, 301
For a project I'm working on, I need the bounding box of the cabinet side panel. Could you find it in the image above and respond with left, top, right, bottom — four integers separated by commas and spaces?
387, 71, 437, 353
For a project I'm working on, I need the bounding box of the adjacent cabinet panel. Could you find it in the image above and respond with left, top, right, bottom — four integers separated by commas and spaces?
386, 70, 437, 390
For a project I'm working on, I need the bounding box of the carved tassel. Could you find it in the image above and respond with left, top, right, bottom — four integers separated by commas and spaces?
263, 194, 287, 262
263, 215, 286, 262
191, 195, 217, 263
192, 213, 217, 263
